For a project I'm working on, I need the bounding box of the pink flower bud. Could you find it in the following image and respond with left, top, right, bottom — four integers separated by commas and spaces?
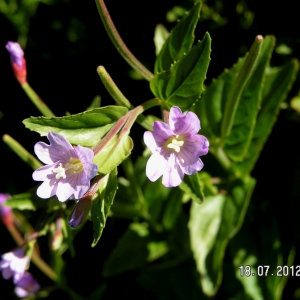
5, 41, 27, 85
68, 197, 92, 228
0, 194, 13, 227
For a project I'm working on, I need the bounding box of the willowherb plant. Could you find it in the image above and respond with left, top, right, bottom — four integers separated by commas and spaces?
1, 0, 298, 299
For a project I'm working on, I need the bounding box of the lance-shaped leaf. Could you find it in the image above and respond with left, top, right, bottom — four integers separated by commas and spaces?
91, 168, 118, 247
154, 2, 201, 72
188, 177, 256, 296
224, 36, 275, 161
221, 36, 263, 143
236, 59, 299, 176
23, 106, 128, 147
151, 32, 211, 111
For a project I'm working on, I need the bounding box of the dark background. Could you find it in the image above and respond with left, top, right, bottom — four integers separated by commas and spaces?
1, 0, 300, 298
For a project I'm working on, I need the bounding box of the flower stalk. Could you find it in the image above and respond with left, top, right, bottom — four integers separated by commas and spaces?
95, 0, 154, 81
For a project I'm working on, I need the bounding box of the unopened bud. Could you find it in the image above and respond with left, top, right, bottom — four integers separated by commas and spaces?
0, 194, 13, 227
68, 197, 92, 228
5, 41, 27, 85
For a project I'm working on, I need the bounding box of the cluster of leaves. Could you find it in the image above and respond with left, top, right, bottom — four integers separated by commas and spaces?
2, 1, 299, 299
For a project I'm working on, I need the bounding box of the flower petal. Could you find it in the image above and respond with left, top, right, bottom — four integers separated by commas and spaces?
36, 178, 58, 199
143, 131, 160, 153
32, 163, 56, 181
146, 152, 168, 182
82, 162, 98, 180
75, 145, 95, 164
152, 121, 174, 140
162, 153, 184, 187
172, 111, 200, 136
34, 142, 56, 165
46, 132, 75, 162
178, 158, 204, 175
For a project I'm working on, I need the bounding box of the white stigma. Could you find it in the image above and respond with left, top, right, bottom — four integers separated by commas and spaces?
167, 138, 184, 153
53, 163, 66, 179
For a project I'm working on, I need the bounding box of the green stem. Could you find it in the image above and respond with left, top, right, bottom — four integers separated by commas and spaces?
210, 147, 231, 171
97, 66, 132, 109
95, 0, 154, 81
3, 134, 42, 170
220, 35, 263, 144
21, 82, 55, 117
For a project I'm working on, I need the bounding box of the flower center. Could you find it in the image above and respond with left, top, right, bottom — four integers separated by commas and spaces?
166, 135, 184, 153
53, 158, 83, 180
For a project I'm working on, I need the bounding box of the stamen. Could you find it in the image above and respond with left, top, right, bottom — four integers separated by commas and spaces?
53, 163, 66, 179
167, 138, 184, 153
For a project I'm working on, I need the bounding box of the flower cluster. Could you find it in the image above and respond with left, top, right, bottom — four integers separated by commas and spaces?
0, 246, 39, 298
143, 106, 209, 187
32, 132, 98, 202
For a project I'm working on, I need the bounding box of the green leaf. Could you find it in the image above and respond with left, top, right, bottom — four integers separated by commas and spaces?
224, 36, 275, 161
236, 59, 299, 176
154, 2, 201, 73
162, 189, 183, 230
4, 188, 48, 211
23, 106, 128, 147
189, 177, 256, 296
179, 173, 205, 204
86, 95, 101, 110
151, 32, 211, 111
220, 36, 263, 143
103, 222, 169, 277
154, 24, 169, 56
93, 134, 133, 174
91, 168, 118, 247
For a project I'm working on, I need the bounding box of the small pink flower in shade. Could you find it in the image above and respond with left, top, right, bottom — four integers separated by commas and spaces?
32, 132, 98, 202
5, 41, 27, 84
0, 247, 30, 283
14, 272, 40, 298
0, 193, 13, 227
143, 106, 209, 187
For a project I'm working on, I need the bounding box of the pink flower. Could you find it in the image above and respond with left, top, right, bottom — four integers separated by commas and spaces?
5, 41, 27, 84
14, 272, 40, 298
143, 106, 209, 187
32, 132, 98, 202
0, 247, 30, 283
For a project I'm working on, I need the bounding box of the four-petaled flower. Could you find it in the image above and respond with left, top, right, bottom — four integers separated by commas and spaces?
32, 132, 98, 202
143, 106, 209, 187
14, 272, 40, 298
0, 247, 30, 283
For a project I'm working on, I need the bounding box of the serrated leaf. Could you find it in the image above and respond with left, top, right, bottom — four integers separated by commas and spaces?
193, 57, 245, 139
93, 134, 133, 174
91, 168, 117, 247
236, 59, 299, 176
154, 2, 201, 72
224, 36, 275, 161
189, 177, 256, 296
151, 32, 211, 111
23, 106, 128, 147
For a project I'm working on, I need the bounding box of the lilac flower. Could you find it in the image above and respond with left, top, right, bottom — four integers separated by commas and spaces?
14, 272, 40, 298
0, 247, 30, 283
0, 193, 13, 226
143, 106, 209, 187
32, 132, 98, 202
5, 42, 24, 67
